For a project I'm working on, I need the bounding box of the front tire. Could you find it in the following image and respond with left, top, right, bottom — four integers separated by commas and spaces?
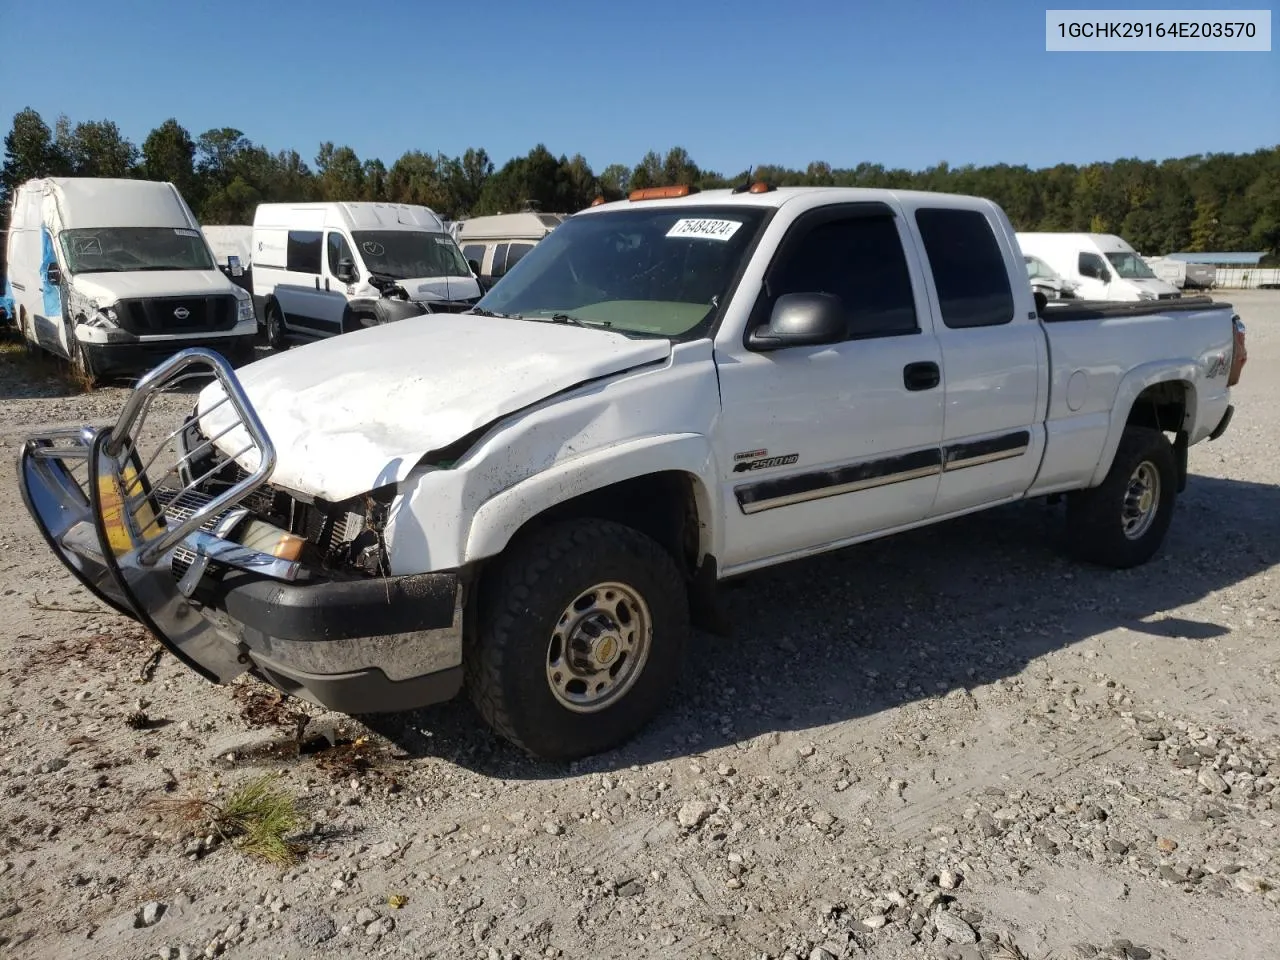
265, 302, 287, 352
466, 518, 689, 761
1066, 425, 1176, 568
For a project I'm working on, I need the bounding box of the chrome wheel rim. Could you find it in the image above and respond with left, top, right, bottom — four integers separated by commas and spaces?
1122, 461, 1160, 540
546, 581, 652, 714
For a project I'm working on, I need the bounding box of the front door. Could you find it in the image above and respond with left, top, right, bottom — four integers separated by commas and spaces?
1075, 251, 1114, 300
319, 231, 358, 330
714, 202, 946, 572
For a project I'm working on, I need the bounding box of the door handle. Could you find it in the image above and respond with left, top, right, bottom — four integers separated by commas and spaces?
903, 361, 940, 391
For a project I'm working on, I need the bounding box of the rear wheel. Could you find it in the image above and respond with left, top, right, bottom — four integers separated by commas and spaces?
1066, 426, 1176, 568
265, 302, 287, 352
466, 518, 689, 761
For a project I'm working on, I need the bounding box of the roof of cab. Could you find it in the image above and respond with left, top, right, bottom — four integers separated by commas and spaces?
25, 177, 195, 230
455, 212, 566, 240
579, 185, 1001, 215
253, 201, 447, 233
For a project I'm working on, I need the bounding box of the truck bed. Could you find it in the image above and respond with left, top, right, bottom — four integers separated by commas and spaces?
1029, 294, 1236, 497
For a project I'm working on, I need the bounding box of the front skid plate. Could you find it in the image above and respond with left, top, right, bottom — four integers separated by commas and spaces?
85, 429, 250, 684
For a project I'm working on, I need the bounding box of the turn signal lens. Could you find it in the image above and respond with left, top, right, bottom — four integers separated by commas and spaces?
237, 519, 306, 561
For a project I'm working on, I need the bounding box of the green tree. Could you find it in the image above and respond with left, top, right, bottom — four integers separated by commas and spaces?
1188, 197, 1221, 251
142, 118, 200, 205
315, 142, 364, 200
1, 108, 67, 205
56, 117, 138, 177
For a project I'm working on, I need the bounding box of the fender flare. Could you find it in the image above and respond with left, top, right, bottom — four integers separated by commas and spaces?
464, 433, 721, 564
1088, 360, 1198, 487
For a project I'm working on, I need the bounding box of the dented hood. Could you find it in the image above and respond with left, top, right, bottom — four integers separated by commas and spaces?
195, 314, 671, 501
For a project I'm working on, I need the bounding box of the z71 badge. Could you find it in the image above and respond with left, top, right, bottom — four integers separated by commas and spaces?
733, 453, 799, 472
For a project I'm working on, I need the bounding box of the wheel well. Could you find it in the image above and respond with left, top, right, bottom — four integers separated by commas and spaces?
506, 471, 705, 577
1125, 380, 1191, 492
1126, 381, 1188, 434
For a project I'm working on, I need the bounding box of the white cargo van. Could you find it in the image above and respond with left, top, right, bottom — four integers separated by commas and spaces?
455, 212, 566, 290
1015, 232, 1181, 302
251, 202, 482, 349
4, 177, 258, 381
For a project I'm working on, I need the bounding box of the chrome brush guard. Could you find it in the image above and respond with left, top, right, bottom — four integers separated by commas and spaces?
18, 348, 284, 683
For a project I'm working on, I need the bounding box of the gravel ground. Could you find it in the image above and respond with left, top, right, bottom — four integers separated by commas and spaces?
1, 294, 1278, 960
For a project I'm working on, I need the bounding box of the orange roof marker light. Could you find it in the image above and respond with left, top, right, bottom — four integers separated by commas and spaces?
590, 195, 606, 206
628, 184, 699, 201
748, 180, 775, 194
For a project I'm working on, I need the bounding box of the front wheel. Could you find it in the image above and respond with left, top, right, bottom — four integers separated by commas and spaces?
466, 518, 689, 761
1066, 425, 1176, 568
265, 302, 287, 352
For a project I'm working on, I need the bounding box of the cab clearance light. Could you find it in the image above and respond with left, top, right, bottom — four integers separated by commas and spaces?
732, 179, 776, 194
628, 184, 698, 201
590, 196, 606, 206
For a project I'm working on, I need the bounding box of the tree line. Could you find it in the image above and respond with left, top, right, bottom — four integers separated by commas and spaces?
3, 107, 1278, 260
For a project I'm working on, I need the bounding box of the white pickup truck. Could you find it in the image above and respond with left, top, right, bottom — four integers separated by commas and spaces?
19, 184, 1247, 761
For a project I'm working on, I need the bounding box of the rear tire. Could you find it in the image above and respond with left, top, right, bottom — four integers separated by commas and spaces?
466, 518, 689, 761
1066, 426, 1176, 569
265, 302, 287, 352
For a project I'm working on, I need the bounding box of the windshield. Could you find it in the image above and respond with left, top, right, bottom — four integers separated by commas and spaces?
1105, 251, 1157, 279
352, 230, 472, 280
59, 227, 215, 274
1024, 255, 1061, 281
476, 205, 769, 338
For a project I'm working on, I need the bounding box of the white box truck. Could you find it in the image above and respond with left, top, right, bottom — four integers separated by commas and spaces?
1015, 232, 1181, 302
4, 177, 258, 382
250, 201, 482, 350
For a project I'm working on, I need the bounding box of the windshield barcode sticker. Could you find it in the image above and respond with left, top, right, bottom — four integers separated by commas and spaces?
174, 228, 200, 237
666, 218, 743, 242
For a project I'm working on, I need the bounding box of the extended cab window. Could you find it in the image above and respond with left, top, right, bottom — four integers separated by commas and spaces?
914, 208, 1014, 328
326, 232, 355, 277
767, 214, 919, 339
287, 230, 322, 274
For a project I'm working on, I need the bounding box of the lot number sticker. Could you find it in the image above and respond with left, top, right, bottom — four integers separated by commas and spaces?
666, 218, 743, 242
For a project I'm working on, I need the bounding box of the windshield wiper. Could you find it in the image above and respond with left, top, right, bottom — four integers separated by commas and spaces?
548, 313, 610, 329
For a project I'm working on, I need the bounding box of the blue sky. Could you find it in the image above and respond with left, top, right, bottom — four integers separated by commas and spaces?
1, 0, 1275, 175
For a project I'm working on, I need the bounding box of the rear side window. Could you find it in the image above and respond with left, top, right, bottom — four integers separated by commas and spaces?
461, 244, 485, 267
287, 230, 322, 274
490, 243, 510, 277
914, 208, 1014, 328
505, 242, 534, 271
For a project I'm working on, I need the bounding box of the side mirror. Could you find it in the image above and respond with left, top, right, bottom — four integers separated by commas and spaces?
336, 258, 358, 284
747, 292, 846, 352
45, 263, 61, 286
1033, 290, 1048, 315
467, 258, 482, 277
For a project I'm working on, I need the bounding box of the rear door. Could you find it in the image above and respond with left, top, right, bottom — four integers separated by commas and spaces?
714, 201, 946, 571
906, 202, 1046, 517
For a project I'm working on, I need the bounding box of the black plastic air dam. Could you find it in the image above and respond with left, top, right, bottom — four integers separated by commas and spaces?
210, 569, 460, 643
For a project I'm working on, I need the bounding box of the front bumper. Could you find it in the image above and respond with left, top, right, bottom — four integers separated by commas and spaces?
17, 348, 464, 715
81, 334, 257, 376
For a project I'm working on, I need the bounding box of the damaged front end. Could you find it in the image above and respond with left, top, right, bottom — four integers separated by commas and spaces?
18, 348, 464, 713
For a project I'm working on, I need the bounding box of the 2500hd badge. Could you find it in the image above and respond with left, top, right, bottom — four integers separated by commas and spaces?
733, 453, 800, 472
